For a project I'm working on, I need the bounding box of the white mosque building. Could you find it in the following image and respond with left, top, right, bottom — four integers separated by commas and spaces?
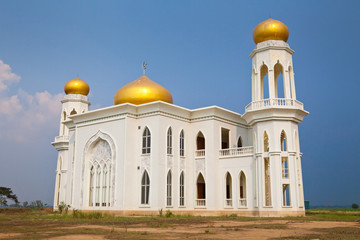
52, 19, 308, 217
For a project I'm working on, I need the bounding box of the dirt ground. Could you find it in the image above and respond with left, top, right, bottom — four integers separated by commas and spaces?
0, 209, 360, 239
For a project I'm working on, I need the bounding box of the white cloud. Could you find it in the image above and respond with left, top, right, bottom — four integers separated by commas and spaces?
0, 60, 63, 142
0, 60, 21, 91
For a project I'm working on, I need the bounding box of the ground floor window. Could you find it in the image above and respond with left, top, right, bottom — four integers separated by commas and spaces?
141, 171, 150, 205
179, 172, 185, 206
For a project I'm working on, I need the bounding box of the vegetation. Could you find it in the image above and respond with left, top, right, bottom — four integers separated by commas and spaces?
352, 203, 359, 209
0, 186, 19, 206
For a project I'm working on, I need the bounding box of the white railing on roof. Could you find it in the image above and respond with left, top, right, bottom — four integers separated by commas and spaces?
195, 149, 205, 157
245, 98, 304, 111
55, 135, 69, 142
219, 146, 254, 157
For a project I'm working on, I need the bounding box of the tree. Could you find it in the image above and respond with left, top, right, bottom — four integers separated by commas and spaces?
0, 187, 19, 206
352, 203, 359, 209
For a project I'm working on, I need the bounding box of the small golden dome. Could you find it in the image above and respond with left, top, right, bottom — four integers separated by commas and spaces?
114, 75, 173, 105
64, 77, 90, 96
253, 18, 289, 44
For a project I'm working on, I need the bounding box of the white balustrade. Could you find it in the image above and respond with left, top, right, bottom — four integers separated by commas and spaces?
55, 135, 69, 142
219, 146, 254, 157
195, 199, 206, 206
195, 149, 205, 157
239, 198, 247, 207
245, 98, 304, 111
225, 199, 232, 207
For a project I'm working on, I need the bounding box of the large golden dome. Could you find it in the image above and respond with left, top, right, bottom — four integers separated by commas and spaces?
114, 75, 173, 105
64, 77, 90, 96
253, 18, 289, 44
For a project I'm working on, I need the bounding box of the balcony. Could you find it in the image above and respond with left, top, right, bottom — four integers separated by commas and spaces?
195, 199, 206, 207
245, 98, 304, 112
54, 135, 69, 142
219, 146, 254, 157
195, 150, 205, 158
239, 198, 247, 208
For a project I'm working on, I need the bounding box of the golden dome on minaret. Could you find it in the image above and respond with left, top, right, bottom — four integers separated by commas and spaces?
114, 75, 173, 105
253, 18, 289, 44
64, 77, 90, 96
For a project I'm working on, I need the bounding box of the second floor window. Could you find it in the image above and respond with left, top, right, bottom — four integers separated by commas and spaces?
180, 130, 185, 156
142, 127, 151, 154
167, 127, 172, 155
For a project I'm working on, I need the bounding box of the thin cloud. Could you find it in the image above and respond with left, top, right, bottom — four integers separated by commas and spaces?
0, 60, 21, 91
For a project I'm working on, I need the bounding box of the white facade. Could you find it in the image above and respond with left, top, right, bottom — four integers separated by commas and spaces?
52, 39, 308, 217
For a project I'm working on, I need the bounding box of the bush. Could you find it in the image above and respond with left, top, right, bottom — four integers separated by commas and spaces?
352, 203, 359, 209
165, 209, 173, 218
58, 202, 70, 214
158, 208, 163, 217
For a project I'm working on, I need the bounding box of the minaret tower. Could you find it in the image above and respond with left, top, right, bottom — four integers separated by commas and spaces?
243, 19, 308, 216
52, 77, 90, 208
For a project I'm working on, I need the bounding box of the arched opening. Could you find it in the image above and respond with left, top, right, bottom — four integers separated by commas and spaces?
264, 131, 269, 152
166, 170, 172, 206
102, 166, 108, 206
89, 166, 94, 206
237, 136, 243, 148
142, 127, 151, 154
95, 165, 101, 206
167, 127, 172, 155
260, 64, 269, 99
280, 130, 287, 151
239, 171, 247, 207
70, 108, 77, 115
225, 172, 232, 206
221, 128, 230, 149
141, 171, 150, 205
179, 130, 185, 156
274, 62, 284, 98
196, 131, 205, 150
196, 173, 206, 206
179, 171, 185, 206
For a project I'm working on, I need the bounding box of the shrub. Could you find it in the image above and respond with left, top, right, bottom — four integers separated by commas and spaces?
165, 209, 173, 218
158, 208, 163, 217
58, 202, 70, 214
352, 203, 359, 209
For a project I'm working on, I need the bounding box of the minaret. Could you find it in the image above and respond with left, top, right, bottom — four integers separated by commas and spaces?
52, 77, 90, 208
243, 19, 308, 216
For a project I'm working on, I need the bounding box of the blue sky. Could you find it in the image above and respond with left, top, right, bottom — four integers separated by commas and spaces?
0, 0, 359, 206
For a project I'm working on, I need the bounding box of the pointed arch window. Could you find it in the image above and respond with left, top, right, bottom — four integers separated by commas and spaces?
167, 127, 172, 155
70, 108, 77, 115
237, 136, 243, 148
196, 131, 205, 157
102, 166, 108, 206
95, 166, 101, 206
142, 127, 151, 154
239, 171, 247, 207
264, 131, 269, 152
195, 173, 206, 206
280, 130, 287, 151
89, 166, 94, 206
141, 171, 150, 205
225, 172, 232, 207
179, 130, 185, 157
166, 170, 172, 206
179, 172, 185, 206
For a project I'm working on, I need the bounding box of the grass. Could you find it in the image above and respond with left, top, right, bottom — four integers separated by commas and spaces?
0, 208, 359, 239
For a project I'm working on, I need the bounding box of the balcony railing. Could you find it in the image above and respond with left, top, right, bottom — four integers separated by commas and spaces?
55, 135, 69, 142
239, 198, 247, 207
195, 199, 206, 207
195, 149, 205, 157
225, 199, 232, 207
245, 98, 304, 111
219, 146, 254, 157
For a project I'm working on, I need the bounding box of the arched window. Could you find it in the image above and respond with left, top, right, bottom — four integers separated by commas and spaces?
179, 171, 185, 206
196, 173, 206, 206
167, 127, 172, 155
89, 166, 94, 206
225, 172, 232, 206
179, 130, 185, 156
95, 166, 101, 206
142, 127, 151, 154
196, 131, 205, 150
260, 64, 269, 99
141, 171, 150, 205
274, 62, 284, 98
264, 131, 269, 152
237, 136, 243, 148
239, 171, 247, 207
280, 130, 287, 151
166, 170, 172, 206
70, 108, 77, 115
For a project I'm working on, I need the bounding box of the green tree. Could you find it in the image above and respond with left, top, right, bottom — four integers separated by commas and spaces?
352, 203, 359, 209
0, 187, 19, 206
